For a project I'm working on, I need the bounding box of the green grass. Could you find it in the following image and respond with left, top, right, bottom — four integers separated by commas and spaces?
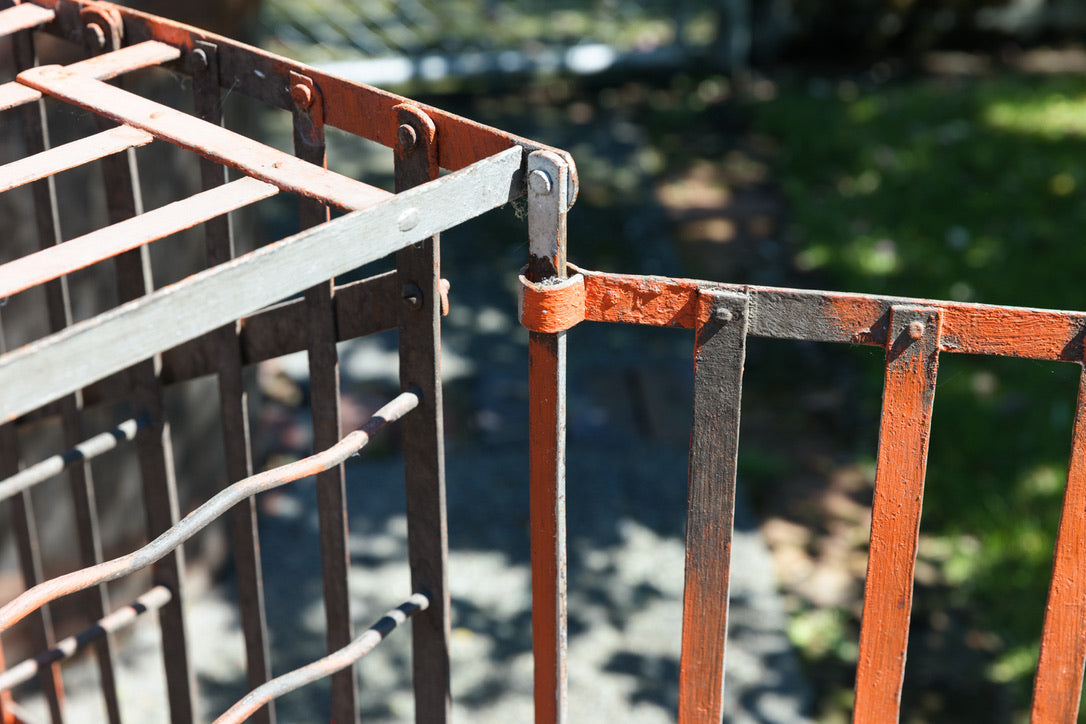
750, 73, 1086, 719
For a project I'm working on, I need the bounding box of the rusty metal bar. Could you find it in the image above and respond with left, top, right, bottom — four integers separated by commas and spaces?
0, 585, 172, 693
0, 144, 522, 425
853, 306, 942, 721
0, 41, 180, 112
0, 3, 54, 37
213, 593, 431, 724
0, 418, 140, 503
395, 103, 451, 722
0, 391, 419, 635
526, 150, 571, 724
1032, 361, 1086, 721
0, 125, 152, 194
22, 0, 577, 192
0, 177, 277, 299
289, 69, 359, 724
18, 65, 391, 212
10, 20, 123, 721
678, 290, 749, 724
192, 39, 275, 724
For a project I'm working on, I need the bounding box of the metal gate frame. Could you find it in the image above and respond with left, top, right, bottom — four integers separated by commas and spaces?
0, 1, 576, 722
520, 263, 1086, 722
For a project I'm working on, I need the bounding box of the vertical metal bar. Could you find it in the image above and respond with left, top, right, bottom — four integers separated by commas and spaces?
1032, 359, 1086, 722
11, 24, 123, 724
0, 315, 64, 724
394, 103, 451, 723
87, 20, 197, 724
193, 41, 275, 724
677, 290, 750, 724
526, 150, 570, 724
290, 72, 358, 724
853, 305, 942, 723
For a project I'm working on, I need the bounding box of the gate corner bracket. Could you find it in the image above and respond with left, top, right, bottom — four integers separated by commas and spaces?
519, 271, 585, 334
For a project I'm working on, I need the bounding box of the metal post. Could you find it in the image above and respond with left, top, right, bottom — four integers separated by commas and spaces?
526, 150, 571, 724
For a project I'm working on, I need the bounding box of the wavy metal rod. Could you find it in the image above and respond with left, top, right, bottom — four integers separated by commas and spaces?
215, 593, 430, 724
0, 391, 420, 634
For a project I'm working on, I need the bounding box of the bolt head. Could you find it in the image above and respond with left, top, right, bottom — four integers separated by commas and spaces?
397, 123, 418, 151
191, 49, 209, 71
402, 283, 423, 310
528, 169, 553, 195
908, 320, 925, 340
290, 83, 313, 109
713, 307, 734, 324
85, 23, 106, 50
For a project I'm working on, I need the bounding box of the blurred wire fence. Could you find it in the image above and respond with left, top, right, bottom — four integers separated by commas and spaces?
255, 0, 788, 85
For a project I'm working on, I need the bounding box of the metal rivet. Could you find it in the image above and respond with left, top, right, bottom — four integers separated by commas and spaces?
402, 283, 423, 310
290, 83, 312, 109
908, 320, 925, 339
528, 169, 553, 195
397, 208, 419, 232
191, 49, 209, 71
85, 23, 106, 50
397, 124, 417, 151
714, 307, 734, 324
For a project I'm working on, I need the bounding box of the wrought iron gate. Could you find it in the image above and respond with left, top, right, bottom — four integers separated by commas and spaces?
520, 263, 1086, 722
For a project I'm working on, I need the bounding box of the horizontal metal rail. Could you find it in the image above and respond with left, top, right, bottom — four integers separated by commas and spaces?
0, 391, 419, 633
0, 3, 54, 38
0, 176, 278, 299
0, 585, 171, 692
214, 593, 431, 724
0, 145, 521, 423
567, 265, 1086, 363
0, 125, 154, 194
0, 40, 181, 112
0, 417, 143, 504
17, 65, 392, 212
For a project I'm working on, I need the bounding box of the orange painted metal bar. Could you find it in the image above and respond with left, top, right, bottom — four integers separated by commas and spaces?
0, 40, 179, 113
0, 3, 54, 37
571, 267, 1086, 362
0, 176, 277, 299
853, 306, 942, 722
0, 125, 152, 193
678, 290, 749, 723
1032, 362, 1086, 722
17, 65, 392, 212
527, 151, 570, 724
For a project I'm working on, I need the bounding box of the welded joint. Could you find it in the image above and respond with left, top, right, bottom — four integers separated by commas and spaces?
888, 305, 942, 347
698, 289, 750, 329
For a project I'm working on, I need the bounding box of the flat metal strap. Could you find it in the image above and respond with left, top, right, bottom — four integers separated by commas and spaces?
854, 306, 942, 721
0, 4, 54, 38
0, 125, 153, 193
0, 41, 179, 112
18, 64, 393, 211
0, 145, 520, 423
0, 176, 278, 299
1032, 365, 1086, 720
